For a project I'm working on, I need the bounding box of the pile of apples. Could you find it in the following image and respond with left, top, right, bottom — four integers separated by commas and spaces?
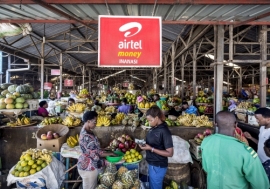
40, 131, 60, 140
194, 129, 212, 145
108, 134, 137, 153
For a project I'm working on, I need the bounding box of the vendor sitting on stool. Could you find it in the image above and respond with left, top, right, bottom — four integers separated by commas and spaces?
38, 101, 49, 117
68, 98, 75, 106
91, 100, 102, 112
77, 111, 115, 189
181, 101, 199, 115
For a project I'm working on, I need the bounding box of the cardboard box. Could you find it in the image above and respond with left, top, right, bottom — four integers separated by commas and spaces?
36, 124, 69, 152
189, 139, 201, 160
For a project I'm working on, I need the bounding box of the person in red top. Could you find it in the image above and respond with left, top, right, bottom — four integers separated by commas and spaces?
37, 101, 49, 117
77, 111, 115, 189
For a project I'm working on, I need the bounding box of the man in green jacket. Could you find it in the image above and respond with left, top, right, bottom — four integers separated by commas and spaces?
201, 111, 269, 189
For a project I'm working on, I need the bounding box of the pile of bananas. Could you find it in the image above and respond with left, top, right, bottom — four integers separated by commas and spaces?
111, 113, 125, 125
105, 106, 116, 114
99, 93, 107, 102
7, 116, 31, 127
77, 88, 89, 98
86, 99, 93, 105
67, 134, 79, 148
96, 116, 111, 127
66, 103, 87, 113
62, 116, 82, 127
237, 101, 252, 109
40, 117, 63, 126
21, 148, 53, 164
177, 114, 213, 127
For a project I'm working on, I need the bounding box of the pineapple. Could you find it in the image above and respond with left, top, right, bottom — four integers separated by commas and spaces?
121, 171, 134, 189
112, 180, 124, 189
100, 172, 116, 187
117, 166, 128, 179
105, 163, 117, 174
130, 169, 138, 179
95, 184, 108, 189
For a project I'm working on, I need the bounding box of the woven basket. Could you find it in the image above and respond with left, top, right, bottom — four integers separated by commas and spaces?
138, 108, 149, 114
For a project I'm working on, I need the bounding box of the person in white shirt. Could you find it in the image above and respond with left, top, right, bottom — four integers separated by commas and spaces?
244, 108, 270, 181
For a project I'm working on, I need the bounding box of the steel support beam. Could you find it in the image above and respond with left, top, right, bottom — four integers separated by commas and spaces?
0, 51, 2, 84
181, 55, 185, 98
41, 37, 45, 99
171, 44, 175, 95
2, 0, 270, 4
229, 25, 233, 63
59, 53, 63, 92
215, 25, 224, 115
164, 55, 167, 93
193, 44, 197, 97
89, 70, 92, 92
260, 25, 267, 107
6, 54, 11, 83
82, 65, 85, 89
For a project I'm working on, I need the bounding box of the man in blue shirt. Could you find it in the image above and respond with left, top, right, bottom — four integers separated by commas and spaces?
117, 98, 131, 114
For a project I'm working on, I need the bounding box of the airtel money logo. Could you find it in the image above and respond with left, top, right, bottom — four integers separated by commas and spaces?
118, 22, 143, 61
119, 22, 142, 37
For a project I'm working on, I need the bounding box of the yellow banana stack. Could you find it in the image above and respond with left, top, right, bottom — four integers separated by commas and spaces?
111, 113, 125, 125
105, 106, 116, 114
7, 116, 32, 127
66, 103, 86, 113
66, 134, 79, 148
21, 148, 53, 163
62, 116, 82, 127
96, 116, 111, 127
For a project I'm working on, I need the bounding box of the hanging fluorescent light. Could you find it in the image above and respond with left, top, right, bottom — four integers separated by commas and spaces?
168, 76, 186, 83
205, 54, 240, 68
97, 70, 126, 81
211, 78, 231, 85
130, 75, 146, 82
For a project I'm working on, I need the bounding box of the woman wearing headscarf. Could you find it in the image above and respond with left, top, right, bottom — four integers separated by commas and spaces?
228, 99, 237, 112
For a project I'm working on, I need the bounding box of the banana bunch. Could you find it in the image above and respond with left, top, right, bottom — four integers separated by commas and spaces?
105, 106, 116, 114
66, 103, 86, 113
177, 114, 213, 127
79, 88, 89, 95
40, 117, 63, 126
62, 116, 73, 127
97, 110, 106, 116
100, 95, 107, 102
67, 134, 79, 148
237, 102, 252, 109
111, 113, 125, 125
7, 116, 32, 127
39, 153, 52, 165
21, 148, 53, 161
86, 99, 93, 105
96, 116, 111, 127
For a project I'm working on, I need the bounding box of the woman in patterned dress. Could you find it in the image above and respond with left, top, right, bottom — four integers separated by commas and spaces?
77, 111, 115, 189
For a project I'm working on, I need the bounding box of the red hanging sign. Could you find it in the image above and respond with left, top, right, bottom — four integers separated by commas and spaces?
51, 69, 60, 75
98, 16, 162, 67
64, 79, 73, 87
44, 82, 52, 90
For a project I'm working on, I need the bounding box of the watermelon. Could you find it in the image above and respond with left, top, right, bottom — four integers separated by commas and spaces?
16, 85, 30, 94
32, 92, 40, 99
6, 93, 16, 99
0, 102, 6, 109
6, 104, 15, 109
13, 92, 20, 97
15, 103, 23, 109
20, 94, 33, 99
8, 84, 18, 93
23, 103, 29, 108
0, 99, 5, 103
0, 83, 13, 90
25, 84, 34, 93
16, 97, 25, 103
1, 90, 9, 96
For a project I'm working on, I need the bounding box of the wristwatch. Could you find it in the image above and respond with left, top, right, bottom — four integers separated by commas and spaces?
151, 147, 154, 153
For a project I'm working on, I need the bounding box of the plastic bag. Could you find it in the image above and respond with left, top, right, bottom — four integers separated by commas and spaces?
7, 156, 65, 189
168, 135, 193, 164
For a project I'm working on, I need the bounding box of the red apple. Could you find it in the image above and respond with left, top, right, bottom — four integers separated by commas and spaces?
47, 133, 53, 140
119, 142, 125, 149
124, 141, 129, 149
197, 133, 204, 140
41, 134, 47, 140
47, 131, 53, 135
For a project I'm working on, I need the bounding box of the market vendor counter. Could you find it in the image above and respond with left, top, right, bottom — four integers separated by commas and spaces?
0, 125, 210, 170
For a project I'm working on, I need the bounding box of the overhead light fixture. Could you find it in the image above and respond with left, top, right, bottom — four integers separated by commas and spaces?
226, 62, 240, 68
130, 75, 146, 82
97, 70, 126, 81
169, 76, 186, 83
205, 54, 240, 68
212, 78, 231, 85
